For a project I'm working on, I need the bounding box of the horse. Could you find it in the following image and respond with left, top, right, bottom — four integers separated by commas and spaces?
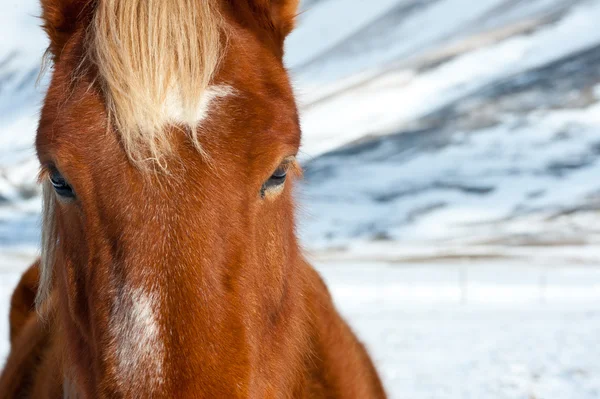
0, 0, 387, 397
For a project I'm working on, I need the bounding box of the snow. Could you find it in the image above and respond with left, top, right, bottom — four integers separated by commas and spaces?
285, 0, 400, 69
289, 0, 600, 254
0, 0, 47, 121
2, 252, 600, 399
318, 261, 600, 398
300, 102, 600, 250
295, 0, 600, 157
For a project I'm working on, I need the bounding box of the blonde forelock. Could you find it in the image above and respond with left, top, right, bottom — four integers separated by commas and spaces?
88, 0, 226, 168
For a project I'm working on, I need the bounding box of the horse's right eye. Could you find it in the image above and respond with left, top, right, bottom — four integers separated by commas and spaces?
49, 169, 75, 199
260, 157, 295, 199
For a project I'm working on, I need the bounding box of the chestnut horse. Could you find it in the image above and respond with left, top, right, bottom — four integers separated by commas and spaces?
0, 0, 386, 397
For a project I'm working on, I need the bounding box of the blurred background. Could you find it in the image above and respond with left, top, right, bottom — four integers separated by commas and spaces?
2, 0, 600, 397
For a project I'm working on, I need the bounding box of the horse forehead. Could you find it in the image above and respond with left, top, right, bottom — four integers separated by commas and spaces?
36, 17, 300, 169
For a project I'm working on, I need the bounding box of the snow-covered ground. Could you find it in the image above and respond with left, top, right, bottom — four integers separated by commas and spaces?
320, 261, 600, 398
2, 252, 600, 398
1, 0, 600, 398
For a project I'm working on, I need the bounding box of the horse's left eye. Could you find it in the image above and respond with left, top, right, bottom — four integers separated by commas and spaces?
49, 169, 75, 199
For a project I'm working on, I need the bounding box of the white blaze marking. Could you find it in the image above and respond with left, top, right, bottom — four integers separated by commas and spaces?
164, 84, 233, 126
112, 287, 165, 390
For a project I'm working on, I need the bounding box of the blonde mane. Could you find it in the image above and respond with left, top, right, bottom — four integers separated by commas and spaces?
36, 180, 58, 309
89, 0, 226, 166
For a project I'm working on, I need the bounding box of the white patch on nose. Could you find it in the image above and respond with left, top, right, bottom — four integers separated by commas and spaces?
112, 287, 165, 390
163, 84, 233, 127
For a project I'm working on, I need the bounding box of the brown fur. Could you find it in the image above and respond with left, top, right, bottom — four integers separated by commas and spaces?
0, 0, 387, 397
8, 262, 39, 343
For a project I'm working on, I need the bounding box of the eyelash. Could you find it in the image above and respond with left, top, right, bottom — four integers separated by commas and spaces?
48, 167, 76, 199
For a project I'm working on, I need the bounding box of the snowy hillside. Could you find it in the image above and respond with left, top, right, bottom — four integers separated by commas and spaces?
1, 1, 600, 398
2, 0, 600, 262
286, 0, 600, 263
0, 0, 47, 257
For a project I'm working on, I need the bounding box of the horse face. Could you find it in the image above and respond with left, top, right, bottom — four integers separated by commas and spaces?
35, 0, 301, 395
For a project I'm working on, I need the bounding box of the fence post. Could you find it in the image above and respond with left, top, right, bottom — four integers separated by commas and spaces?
460, 263, 468, 305
539, 265, 547, 305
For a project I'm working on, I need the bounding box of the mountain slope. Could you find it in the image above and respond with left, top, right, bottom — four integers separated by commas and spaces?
287, 0, 600, 262
1, 0, 600, 263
